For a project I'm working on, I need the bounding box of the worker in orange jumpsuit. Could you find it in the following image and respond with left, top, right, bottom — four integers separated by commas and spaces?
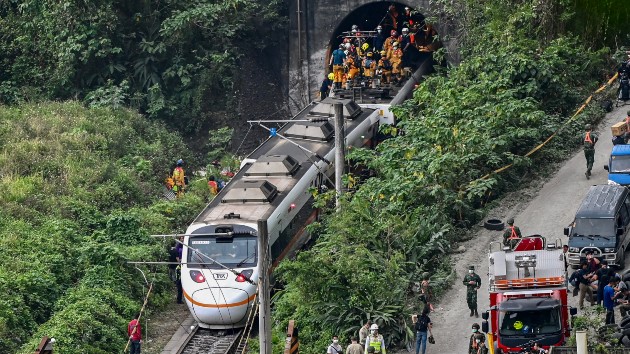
363, 52, 376, 82
172, 159, 186, 197
346, 56, 360, 84
390, 42, 403, 84
383, 30, 398, 54
378, 51, 393, 84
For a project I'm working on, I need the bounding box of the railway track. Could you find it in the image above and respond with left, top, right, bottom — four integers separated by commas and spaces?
176, 326, 245, 354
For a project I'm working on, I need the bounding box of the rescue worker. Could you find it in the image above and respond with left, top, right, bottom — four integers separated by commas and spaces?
378, 51, 392, 84
383, 30, 398, 53
330, 44, 347, 89
582, 124, 598, 179
172, 159, 186, 197
531, 342, 548, 354
208, 175, 219, 196
320, 73, 333, 100
502, 218, 522, 249
390, 42, 403, 84
363, 52, 376, 81
358, 42, 370, 58
463, 265, 481, 317
346, 56, 360, 84
468, 323, 487, 354
364, 324, 386, 354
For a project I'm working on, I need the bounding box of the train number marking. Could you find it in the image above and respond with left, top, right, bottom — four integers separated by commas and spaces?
192, 241, 210, 244
213, 273, 228, 280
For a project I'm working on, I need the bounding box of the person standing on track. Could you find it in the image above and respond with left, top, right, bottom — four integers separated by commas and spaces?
128, 313, 142, 354
463, 266, 481, 317
330, 44, 347, 90
502, 218, 522, 249
582, 124, 598, 179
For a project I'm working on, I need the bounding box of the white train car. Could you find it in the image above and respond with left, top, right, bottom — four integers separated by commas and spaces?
181, 98, 383, 328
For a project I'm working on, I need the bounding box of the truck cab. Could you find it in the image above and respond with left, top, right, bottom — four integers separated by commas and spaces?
605, 145, 630, 186
564, 185, 630, 268
482, 237, 574, 353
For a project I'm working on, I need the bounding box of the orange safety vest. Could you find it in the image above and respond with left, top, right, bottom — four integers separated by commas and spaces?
584, 132, 593, 144
508, 226, 519, 240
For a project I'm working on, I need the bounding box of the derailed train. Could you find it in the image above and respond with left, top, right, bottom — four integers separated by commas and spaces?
180, 50, 433, 327
181, 97, 392, 328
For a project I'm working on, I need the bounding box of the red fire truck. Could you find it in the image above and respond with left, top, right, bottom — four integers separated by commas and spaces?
481, 236, 577, 353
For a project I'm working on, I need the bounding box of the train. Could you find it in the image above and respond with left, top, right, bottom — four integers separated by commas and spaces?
180, 55, 434, 329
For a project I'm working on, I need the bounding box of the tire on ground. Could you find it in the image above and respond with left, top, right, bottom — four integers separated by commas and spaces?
484, 218, 505, 231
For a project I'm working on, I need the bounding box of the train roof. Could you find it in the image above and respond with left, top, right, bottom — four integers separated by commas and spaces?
575, 185, 628, 219
192, 98, 375, 224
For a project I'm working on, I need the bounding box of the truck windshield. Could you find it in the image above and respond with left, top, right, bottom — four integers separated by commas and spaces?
499, 308, 561, 336
610, 155, 630, 173
574, 218, 614, 236
187, 236, 257, 269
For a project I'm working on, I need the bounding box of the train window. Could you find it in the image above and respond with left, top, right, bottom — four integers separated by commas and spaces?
188, 236, 257, 269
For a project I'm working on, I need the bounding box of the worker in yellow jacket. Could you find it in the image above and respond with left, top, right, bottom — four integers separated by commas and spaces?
172, 159, 186, 197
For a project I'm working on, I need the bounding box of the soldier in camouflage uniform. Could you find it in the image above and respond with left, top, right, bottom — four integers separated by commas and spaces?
582, 124, 598, 179
463, 265, 482, 317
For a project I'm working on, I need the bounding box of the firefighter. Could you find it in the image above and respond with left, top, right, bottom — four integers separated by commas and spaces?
582, 124, 598, 179
378, 51, 392, 84
346, 56, 360, 83
383, 30, 398, 53
320, 73, 333, 100
390, 42, 403, 84
172, 159, 186, 197
502, 218, 522, 249
469, 323, 487, 354
330, 44, 347, 89
363, 52, 376, 81
374, 25, 386, 51
463, 266, 481, 317
364, 324, 386, 354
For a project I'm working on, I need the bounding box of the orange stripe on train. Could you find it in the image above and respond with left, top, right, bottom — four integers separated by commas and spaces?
184, 291, 256, 308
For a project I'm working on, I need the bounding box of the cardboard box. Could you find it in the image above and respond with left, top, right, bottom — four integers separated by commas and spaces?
612, 121, 627, 136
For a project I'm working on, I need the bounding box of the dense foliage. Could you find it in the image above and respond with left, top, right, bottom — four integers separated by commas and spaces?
272, 0, 615, 352
0, 0, 285, 133
0, 102, 207, 353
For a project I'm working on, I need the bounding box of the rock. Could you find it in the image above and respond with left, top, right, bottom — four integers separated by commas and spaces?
452, 245, 466, 254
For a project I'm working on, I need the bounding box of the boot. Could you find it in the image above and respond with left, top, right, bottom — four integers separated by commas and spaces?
470, 309, 474, 317
475, 309, 479, 318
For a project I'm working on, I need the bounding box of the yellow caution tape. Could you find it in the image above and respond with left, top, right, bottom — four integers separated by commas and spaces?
475, 72, 619, 182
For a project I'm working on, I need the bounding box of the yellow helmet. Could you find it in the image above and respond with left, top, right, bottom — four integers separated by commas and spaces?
380, 50, 387, 56
328, 73, 334, 80
367, 52, 373, 57
362, 43, 369, 51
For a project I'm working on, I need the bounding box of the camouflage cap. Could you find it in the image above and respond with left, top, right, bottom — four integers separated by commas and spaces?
585, 124, 592, 130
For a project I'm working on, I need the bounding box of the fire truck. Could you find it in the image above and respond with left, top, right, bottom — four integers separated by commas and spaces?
481, 236, 577, 353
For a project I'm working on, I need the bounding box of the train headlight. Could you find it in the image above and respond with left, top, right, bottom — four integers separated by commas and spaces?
190, 270, 206, 283
604, 248, 616, 253
569, 247, 579, 253
236, 269, 253, 283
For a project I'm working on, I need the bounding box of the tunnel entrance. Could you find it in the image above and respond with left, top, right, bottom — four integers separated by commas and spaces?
327, 2, 440, 71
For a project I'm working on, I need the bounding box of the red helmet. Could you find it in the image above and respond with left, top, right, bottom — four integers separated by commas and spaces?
390, 30, 397, 36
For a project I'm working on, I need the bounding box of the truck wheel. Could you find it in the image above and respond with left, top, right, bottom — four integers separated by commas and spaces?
484, 218, 505, 231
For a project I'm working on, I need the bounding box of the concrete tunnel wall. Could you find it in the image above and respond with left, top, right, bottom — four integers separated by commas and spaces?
286, 0, 459, 112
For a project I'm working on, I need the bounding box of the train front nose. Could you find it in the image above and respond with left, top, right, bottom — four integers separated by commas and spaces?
187, 288, 254, 328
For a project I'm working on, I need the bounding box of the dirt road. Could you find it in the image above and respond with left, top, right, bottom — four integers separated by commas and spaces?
422, 104, 625, 354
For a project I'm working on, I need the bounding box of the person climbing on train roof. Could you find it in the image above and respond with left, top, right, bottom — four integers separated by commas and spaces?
172, 159, 186, 197
320, 73, 333, 100
329, 43, 347, 89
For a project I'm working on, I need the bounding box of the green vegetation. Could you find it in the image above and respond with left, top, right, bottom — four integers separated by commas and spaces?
0, 0, 285, 133
271, 0, 617, 352
0, 102, 207, 353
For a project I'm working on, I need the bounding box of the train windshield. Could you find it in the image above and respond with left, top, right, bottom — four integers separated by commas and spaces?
610, 155, 630, 173
499, 308, 561, 336
187, 236, 257, 269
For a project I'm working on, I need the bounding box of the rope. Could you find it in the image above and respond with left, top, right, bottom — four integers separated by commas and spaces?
472, 72, 619, 183
124, 282, 153, 353
235, 292, 259, 352
235, 123, 253, 156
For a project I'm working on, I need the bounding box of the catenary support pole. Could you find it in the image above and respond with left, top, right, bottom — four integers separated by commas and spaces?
576, 330, 587, 354
334, 102, 345, 209
257, 220, 272, 354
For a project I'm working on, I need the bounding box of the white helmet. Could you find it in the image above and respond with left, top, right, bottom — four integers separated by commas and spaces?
345, 43, 351, 49
352, 24, 359, 31
370, 324, 379, 330
377, 25, 383, 31
402, 27, 409, 34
